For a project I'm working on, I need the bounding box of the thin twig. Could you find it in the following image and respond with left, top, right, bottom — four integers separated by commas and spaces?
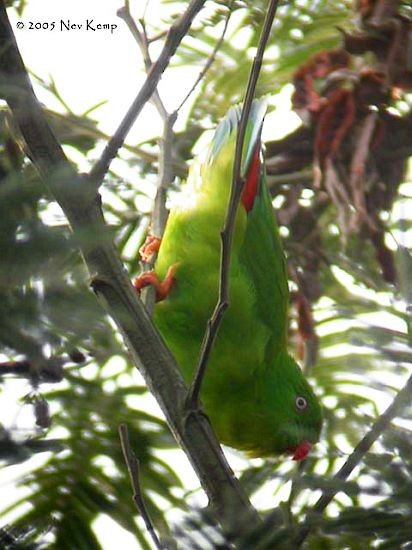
153, 112, 177, 237
0, 358, 65, 383
119, 424, 164, 550
41, 106, 184, 173
143, 111, 177, 315
266, 169, 314, 190
176, 1, 233, 113
348, 110, 378, 232
148, 29, 168, 44
294, 369, 412, 547
186, 0, 281, 408
89, 0, 207, 188
323, 160, 352, 239
117, 5, 168, 120
117, 2, 177, 315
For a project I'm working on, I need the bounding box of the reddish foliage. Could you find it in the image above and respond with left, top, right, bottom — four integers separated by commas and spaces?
265, 0, 412, 358
292, 48, 350, 113
291, 291, 318, 362
314, 89, 356, 168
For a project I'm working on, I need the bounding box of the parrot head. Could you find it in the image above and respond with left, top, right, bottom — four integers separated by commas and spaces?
260, 352, 323, 460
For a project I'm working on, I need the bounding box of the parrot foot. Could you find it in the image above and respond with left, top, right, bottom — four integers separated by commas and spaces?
139, 235, 161, 263
133, 265, 176, 302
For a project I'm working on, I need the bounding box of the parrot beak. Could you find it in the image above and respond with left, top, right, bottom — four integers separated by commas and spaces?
291, 440, 312, 461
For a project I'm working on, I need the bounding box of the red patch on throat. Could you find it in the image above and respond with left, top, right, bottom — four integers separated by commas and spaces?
241, 145, 261, 212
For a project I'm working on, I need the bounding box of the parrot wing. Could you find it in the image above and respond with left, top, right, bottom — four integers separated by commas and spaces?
208, 98, 290, 353
232, 102, 290, 357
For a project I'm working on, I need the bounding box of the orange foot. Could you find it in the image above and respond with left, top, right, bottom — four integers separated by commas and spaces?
139, 235, 162, 263
133, 265, 176, 302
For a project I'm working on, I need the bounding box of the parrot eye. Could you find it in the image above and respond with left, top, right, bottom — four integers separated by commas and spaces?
295, 396, 308, 411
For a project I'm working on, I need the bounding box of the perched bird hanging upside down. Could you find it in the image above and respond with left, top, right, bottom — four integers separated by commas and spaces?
135, 100, 323, 460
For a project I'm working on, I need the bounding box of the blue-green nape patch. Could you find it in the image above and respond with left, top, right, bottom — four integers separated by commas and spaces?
206, 98, 268, 177
207, 108, 238, 161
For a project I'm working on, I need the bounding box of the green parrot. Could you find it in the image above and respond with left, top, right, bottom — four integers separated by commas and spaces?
135, 100, 322, 460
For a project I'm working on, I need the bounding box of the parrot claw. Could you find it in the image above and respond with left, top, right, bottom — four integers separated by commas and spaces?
133, 265, 176, 302
139, 235, 162, 263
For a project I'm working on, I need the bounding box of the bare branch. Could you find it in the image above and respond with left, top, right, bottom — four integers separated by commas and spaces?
176, 1, 234, 113
348, 110, 378, 232
153, 112, 177, 238
141, 111, 177, 316
294, 369, 412, 547
119, 423, 164, 550
117, 2, 178, 315
187, 0, 281, 408
0, 358, 64, 383
117, 5, 168, 120
89, 0, 207, 188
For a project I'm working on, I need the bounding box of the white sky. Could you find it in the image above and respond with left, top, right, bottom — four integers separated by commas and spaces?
8, 0, 211, 151
8, 0, 300, 151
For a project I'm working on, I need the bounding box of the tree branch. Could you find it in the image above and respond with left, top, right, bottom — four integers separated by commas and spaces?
89, 0, 207, 188
175, 1, 233, 113
117, 2, 177, 316
294, 369, 412, 547
117, 4, 168, 121
187, 0, 281, 408
119, 423, 164, 549
0, 0, 259, 532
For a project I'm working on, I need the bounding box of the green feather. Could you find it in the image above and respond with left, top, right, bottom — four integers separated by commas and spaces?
239, 171, 289, 352
152, 101, 322, 458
